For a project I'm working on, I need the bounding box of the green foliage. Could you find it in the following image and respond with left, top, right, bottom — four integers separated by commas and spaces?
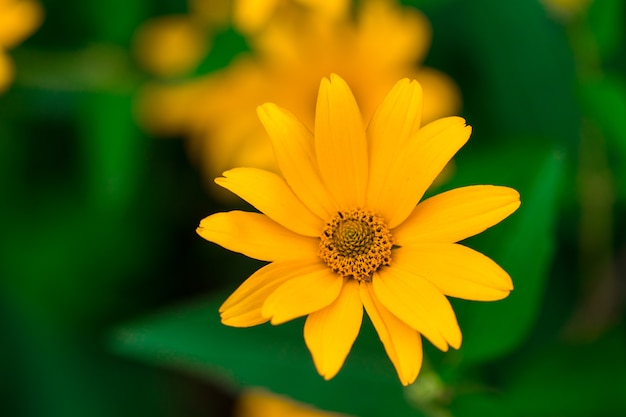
110, 295, 423, 417
450, 143, 565, 365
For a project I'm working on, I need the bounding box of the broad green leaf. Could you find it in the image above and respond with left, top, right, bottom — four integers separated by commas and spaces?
578, 75, 626, 202
444, 142, 565, 365
441, 0, 580, 147
110, 295, 425, 417
505, 329, 626, 416
587, 0, 624, 61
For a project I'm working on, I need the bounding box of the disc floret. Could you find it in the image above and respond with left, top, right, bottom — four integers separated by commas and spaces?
319, 209, 393, 282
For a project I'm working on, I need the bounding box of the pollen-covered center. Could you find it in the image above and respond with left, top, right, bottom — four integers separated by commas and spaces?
319, 209, 393, 282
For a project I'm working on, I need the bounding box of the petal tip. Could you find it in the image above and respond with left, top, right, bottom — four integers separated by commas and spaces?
328, 73, 342, 83
256, 102, 277, 118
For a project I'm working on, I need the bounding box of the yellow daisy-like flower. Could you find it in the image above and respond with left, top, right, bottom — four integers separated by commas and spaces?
0, 0, 43, 93
197, 74, 520, 385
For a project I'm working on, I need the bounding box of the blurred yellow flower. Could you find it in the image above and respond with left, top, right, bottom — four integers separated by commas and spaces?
133, 15, 210, 79
233, 0, 349, 33
0, 0, 43, 93
197, 74, 520, 385
137, 0, 461, 199
236, 389, 353, 417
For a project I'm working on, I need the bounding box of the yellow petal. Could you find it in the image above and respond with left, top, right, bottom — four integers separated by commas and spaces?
314, 74, 368, 210
235, 388, 352, 417
133, 15, 208, 78
297, 0, 350, 19
257, 103, 338, 219
0, 0, 43, 48
394, 185, 521, 245
233, 0, 278, 32
220, 260, 324, 327
383, 117, 471, 229
356, 0, 431, 73
392, 245, 513, 301
360, 283, 423, 386
366, 79, 423, 217
304, 279, 362, 380
196, 211, 318, 262
0, 50, 13, 94
413, 68, 461, 124
373, 267, 461, 350
262, 268, 343, 325
216, 167, 324, 237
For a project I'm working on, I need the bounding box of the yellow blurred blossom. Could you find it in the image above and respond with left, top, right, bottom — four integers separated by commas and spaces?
188, 0, 231, 28
197, 74, 520, 385
0, 0, 43, 93
236, 389, 353, 417
138, 0, 461, 199
233, 0, 350, 33
133, 15, 210, 78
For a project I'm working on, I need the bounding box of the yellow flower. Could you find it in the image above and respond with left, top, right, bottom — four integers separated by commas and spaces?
0, 0, 43, 93
197, 74, 520, 385
236, 388, 353, 417
133, 15, 210, 79
138, 0, 460, 199
233, 0, 349, 33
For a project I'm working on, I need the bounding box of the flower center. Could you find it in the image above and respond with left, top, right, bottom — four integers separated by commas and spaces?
319, 209, 393, 282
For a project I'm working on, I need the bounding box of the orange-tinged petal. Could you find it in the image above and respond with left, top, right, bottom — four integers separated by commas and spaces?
0, 0, 43, 48
262, 268, 343, 325
383, 117, 471, 229
257, 103, 337, 219
233, 0, 278, 32
235, 388, 353, 417
314, 74, 368, 210
197, 211, 318, 262
0, 50, 13, 94
374, 267, 461, 350
220, 260, 325, 327
394, 185, 521, 245
216, 167, 324, 237
304, 279, 362, 380
366, 79, 422, 217
360, 283, 422, 386
133, 15, 208, 78
392, 245, 513, 301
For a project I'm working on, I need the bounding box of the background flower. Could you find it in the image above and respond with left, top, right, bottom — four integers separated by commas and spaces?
235, 388, 354, 417
137, 0, 461, 199
0, 0, 42, 93
233, 0, 350, 33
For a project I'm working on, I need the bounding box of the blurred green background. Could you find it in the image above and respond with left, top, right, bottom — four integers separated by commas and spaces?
1, 0, 625, 416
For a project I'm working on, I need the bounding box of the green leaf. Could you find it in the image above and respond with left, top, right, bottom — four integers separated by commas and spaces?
448, 0, 580, 147
445, 142, 565, 365
505, 329, 626, 417
579, 75, 626, 202
78, 90, 146, 212
110, 295, 425, 417
587, 0, 625, 61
